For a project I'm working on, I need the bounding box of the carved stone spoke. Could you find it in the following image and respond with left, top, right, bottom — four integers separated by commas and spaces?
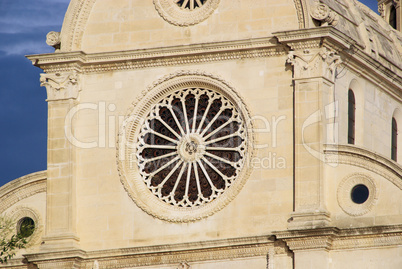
137, 88, 246, 207
174, 0, 207, 10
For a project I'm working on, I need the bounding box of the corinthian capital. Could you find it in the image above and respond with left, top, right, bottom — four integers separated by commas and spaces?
287, 47, 342, 82
40, 71, 81, 101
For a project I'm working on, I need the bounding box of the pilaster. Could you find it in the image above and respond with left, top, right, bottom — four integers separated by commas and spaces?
276, 28, 344, 229
39, 69, 81, 250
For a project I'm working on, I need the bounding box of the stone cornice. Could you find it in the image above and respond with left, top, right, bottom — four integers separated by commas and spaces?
275, 224, 402, 251
275, 27, 402, 98
27, 28, 402, 98
24, 236, 275, 268
26, 37, 285, 74
0, 171, 47, 213
325, 144, 402, 190
22, 226, 402, 267
274, 26, 360, 52
346, 48, 402, 101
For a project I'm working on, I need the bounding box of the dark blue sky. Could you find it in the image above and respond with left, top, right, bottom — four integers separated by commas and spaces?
0, 0, 70, 186
0, 0, 380, 187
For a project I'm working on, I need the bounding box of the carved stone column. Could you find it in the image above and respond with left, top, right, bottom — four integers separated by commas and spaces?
276, 28, 343, 229
39, 70, 81, 250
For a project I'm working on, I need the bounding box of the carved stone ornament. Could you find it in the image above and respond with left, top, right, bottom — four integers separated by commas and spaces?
337, 173, 378, 216
311, 3, 339, 26
40, 71, 81, 101
46, 31, 61, 50
153, 0, 220, 26
286, 47, 342, 81
117, 70, 255, 222
378, 3, 385, 18
177, 262, 190, 269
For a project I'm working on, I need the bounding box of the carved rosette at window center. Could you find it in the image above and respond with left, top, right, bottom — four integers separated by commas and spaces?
137, 88, 245, 207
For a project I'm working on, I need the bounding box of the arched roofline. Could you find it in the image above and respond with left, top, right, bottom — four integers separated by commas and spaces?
325, 144, 402, 190
59, 0, 308, 51
0, 171, 47, 213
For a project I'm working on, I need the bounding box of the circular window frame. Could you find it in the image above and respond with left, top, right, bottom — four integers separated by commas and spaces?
337, 173, 378, 216
10, 207, 42, 247
153, 0, 220, 26
117, 70, 254, 222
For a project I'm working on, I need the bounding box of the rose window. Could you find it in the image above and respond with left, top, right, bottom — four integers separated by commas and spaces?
174, 0, 207, 10
137, 88, 246, 208
153, 0, 219, 26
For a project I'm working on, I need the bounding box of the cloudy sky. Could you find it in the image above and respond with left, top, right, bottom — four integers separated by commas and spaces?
0, 0, 381, 187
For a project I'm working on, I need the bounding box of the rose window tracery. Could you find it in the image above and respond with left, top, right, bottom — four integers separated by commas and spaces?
137, 88, 246, 208
174, 0, 207, 10
153, 0, 220, 26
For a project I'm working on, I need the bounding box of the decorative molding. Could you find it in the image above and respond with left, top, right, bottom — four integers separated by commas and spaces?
337, 173, 378, 216
0, 171, 47, 214
117, 70, 255, 222
276, 27, 401, 99
293, 0, 308, 29
40, 70, 81, 101
24, 236, 274, 269
276, 225, 402, 251
19, 226, 402, 267
153, 0, 220, 26
27, 28, 401, 94
27, 37, 284, 74
60, 0, 97, 51
325, 144, 402, 190
310, 3, 339, 26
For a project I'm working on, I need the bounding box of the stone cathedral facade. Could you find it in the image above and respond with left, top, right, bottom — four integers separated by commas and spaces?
1, 0, 401, 268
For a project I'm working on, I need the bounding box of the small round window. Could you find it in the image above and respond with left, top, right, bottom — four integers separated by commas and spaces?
351, 184, 369, 204
17, 217, 35, 238
337, 173, 378, 216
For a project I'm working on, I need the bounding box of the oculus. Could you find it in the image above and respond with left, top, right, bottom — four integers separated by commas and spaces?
337, 173, 378, 216
118, 71, 254, 222
153, 0, 220, 26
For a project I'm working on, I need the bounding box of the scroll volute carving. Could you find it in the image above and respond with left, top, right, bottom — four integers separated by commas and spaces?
310, 3, 339, 26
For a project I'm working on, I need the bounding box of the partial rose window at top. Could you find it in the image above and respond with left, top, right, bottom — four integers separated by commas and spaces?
137, 88, 246, 208
175, 0, 207, 10
153, 0, 220, 26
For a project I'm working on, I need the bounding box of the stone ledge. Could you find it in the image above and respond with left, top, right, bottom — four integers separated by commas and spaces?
275, 224, 402, 251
